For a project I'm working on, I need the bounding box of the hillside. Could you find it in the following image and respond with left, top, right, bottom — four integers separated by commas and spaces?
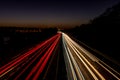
65, 2, 120, 63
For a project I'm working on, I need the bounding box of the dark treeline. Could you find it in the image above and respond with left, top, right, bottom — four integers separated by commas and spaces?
64, 2, 120, 63
0, 26, 57, 67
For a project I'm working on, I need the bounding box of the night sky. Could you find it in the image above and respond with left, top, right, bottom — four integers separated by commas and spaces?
0, 0, 120, 28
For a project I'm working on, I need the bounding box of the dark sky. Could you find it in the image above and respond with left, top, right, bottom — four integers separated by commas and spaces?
0, 0, 120, 28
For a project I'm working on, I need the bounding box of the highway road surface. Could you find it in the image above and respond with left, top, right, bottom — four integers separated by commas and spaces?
62, 33, 120, 80
0, 32, 120, 80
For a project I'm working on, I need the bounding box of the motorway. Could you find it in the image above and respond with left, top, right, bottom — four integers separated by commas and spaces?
0, 32, 120, 80
62, 33, 120, 80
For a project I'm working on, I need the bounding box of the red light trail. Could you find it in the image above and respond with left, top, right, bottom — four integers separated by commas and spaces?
0, 33, 61, 79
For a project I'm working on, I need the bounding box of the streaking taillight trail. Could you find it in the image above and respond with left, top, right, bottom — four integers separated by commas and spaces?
0, 33, 61, 79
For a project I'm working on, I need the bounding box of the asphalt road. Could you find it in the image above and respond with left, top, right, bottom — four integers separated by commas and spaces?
0, 32, 120, 80
62, 33, 120, 80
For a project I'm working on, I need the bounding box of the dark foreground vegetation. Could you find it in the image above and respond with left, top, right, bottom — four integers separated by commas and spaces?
64, 2, 120, 65
0, 27, 57, 67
